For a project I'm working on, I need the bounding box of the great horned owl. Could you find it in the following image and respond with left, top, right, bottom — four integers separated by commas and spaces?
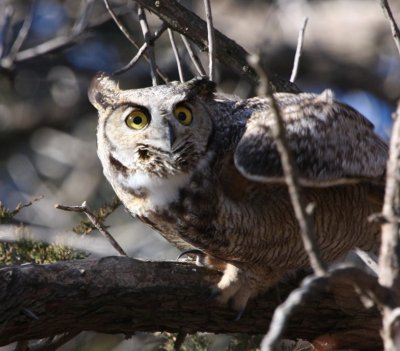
89, 73, 387, 311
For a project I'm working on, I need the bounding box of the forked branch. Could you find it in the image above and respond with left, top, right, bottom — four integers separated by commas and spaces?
55, 201, 127, 256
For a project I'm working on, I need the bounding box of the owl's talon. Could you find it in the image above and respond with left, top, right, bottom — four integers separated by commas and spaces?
214, 263, 281, 314
176, 249, 205, 261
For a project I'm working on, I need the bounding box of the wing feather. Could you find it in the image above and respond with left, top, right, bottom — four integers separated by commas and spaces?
234, 90, 388, 186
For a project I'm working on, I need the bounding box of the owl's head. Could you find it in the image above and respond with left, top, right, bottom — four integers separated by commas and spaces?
89, 73, 216, 180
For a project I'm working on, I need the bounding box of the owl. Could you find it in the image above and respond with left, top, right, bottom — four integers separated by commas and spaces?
89, 73, 388, 312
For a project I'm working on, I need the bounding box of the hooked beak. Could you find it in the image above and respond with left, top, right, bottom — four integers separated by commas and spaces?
167, 121, 176, 147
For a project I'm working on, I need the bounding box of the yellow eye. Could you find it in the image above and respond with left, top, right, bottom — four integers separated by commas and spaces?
174, 105, 193, 126
125, 110, 149, 130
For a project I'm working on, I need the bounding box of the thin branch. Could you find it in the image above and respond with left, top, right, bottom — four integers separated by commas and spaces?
203, 0, 215, 81
132, 0, 299, 92
0, 6, 14, 59
180, 35, 206, 76
0, 4, 133, 70
290, 17, 308, 83
72, 0, 95, 35
261, 265, 393, 351
8, 0, 36, 58
104, 0, 139, 48
261, 274, 328, 351
248, 54, 326, 276
379, 0, 400, 56
7, 196, 44, 218
104, 0, 168, 82
54, 201, 127, 257
137, 6, 158, 86
379, 102, 400, 351
113, 22, 167, 76
168, 29, 185, 82
113, 43, 148, 76
379, 102, 400, 288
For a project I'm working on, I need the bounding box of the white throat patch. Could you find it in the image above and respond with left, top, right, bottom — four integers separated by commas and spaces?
123, 171, 192, 208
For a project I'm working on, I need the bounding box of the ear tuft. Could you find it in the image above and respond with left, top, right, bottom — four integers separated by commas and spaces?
187, 76, 216, 97
88, 72, 119, 110
316, 89, 335, 104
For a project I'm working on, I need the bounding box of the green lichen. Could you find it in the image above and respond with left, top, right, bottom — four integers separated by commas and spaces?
0, 237, 87, 266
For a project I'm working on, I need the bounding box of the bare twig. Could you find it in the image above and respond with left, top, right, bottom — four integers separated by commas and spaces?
104, 0, 139, 48
138, 6, 158, 86
376, 5, 400, 338
113, 43, 148, 76
261, 274, 328, 350
290, 17, 308, 83
8, 0, 36, 58
248, 54, 326, 276
0, 4, 132, 70
72, 0, 95, 35
55, 201, 127, 256
168, 29, 185, 82
203, 0, 216, 80
132, 0, 299, 92
104, 0, 168, 82
379, 0, 400, 56
379, 102, 400, 351
113, 22, 167, 76
261, 265, 394, 350
181, 35, 206, 76
0, 6, 13, 59
379, 102, 400, 288
8, 196, 44, 217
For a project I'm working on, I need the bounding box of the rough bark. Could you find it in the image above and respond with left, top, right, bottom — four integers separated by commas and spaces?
0, 257, 381, 349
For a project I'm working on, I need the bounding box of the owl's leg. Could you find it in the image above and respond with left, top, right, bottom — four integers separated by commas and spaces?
215, 263, 282, 314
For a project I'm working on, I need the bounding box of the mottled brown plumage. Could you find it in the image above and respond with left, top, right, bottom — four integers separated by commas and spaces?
89, 73, 387, 310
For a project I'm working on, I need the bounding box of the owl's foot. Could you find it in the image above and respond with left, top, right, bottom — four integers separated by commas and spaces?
177, 249, 205, 263
214, 263, 281, 315
177, 250, 227, 270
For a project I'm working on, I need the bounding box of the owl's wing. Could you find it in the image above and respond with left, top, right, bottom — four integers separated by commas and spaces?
234, 90, 388, 186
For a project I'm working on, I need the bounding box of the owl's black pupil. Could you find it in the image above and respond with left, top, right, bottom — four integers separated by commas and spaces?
178, 112, 186, 121
133, 116, 143, 124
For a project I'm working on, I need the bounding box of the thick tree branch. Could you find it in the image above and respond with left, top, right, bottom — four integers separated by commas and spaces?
0, 257, 383, 349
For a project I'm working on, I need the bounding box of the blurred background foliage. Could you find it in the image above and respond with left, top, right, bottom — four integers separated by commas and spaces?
0, 0, 398, 350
